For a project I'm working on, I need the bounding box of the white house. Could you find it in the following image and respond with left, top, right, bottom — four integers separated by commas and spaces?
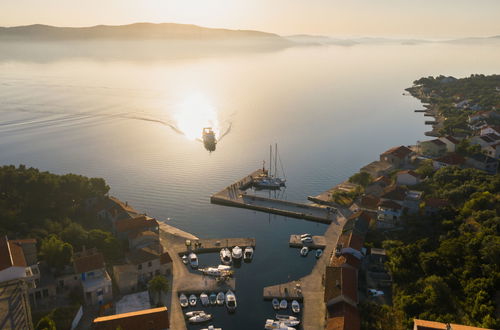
0, 236, 28, 283
396, 170, 421, 186
73, 249, 113, 305
480, 125, 500, 136
438, 136, 460, 152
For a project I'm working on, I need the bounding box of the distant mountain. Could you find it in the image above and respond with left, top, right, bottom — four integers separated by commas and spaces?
444, 35, 500, 44
0, 23, 290, 44
285, 35, 431, 46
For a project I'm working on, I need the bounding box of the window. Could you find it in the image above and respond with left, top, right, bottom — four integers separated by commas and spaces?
138, 264, 142, 270
43, 289, 48, 298
97, 289, 103, 296
148, 261, 152, 268
35, 291, 41, 299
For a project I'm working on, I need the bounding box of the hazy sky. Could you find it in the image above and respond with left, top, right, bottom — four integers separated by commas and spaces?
2, 0, 500, 38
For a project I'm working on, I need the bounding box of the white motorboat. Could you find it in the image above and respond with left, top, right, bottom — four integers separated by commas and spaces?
276, 315, 300, 326
200, 292, 209, 306
199, 266, 233, 277
264, 319, 295, 330
201, 326, 222, 330
272, 298, 280, 310
300, 246, 309, 256
189, 252, 199, 268
315, 249, 323, 258
279, 299, 288, 309
179, 293, 189, 308
225, 290, 237, 312
243, 246, 254, 261
220, 248, 232, 265
188, 313, 212, 323
185, 310, 204, 318
231, 246, 243, 260
189, 294, 197, 306
291, 300, 300, 313
209, 293, 217, 305
182, 254, 188, 264
216, 292, 225, 305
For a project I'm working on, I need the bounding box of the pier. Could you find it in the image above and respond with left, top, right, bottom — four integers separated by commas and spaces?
263, 280, 303, 301
210, 169, 335, 224
179, 237, 256, 254
289, 235, 326, 249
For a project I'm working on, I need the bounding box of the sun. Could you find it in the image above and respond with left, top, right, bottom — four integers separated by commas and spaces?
173, 93, 220, 141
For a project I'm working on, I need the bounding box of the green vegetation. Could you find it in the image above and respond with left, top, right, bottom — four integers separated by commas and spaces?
148, 275, 169, 307
349, 172, 372, 187
364, 165, 499, 329
0, 165, 122, 269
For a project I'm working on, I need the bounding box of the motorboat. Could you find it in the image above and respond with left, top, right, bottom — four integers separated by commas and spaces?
301, 236, 313, 244
243, 246, 254, 261
182, 254, 188, 264
185, 310, 204, 318
202, 127, 217, 152
199, 266, 233, 277
272, 298, 280, 310
315, 249, 323, 258
279, 299, 288, 309
209, 293, 217, 305
200, 292, 209, 306
188, 312, 212, 323
300, 246, 309, 256
189, 252, 199, 268
225, 290, 237, 312
300, 233, 311, 239
291, 300, 300, 313
276, 315, 300, 326
231, 246, 243, 260
220, 248, 232, 265
201, 326, 222, 330
264, 319, 295, 330
189, 294, 197, 306
216, 292, 225, 305
179, 293, 189, 308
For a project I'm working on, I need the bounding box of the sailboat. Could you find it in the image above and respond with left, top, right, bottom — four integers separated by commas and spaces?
253, 144, 286, 190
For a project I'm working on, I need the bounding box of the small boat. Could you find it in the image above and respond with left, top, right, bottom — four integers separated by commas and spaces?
209, 293, 217, 305
185, 310, 205, 318
243, 246, 254, 261
232, 246, 243, 260
225, 290, 237, 312
216, 292, 225, 305
201, 326, 222, 330
189, 252, 199, 268
189, 294, 197, 306
264, 319, 295, 330
291, 300, 300, 313
272, 298, 280, 310
189, 313, 212, 323
315, 249, 323, 258
220, 248, 232, 265
199, 266, 233, 277
300, 246, 309, 256
179, 293, 189, 308
276, 315, 300, 326
202, 127, 217, 152
200, 292, 209, 306
279, 299, 288, 309
182, 255, 188, 264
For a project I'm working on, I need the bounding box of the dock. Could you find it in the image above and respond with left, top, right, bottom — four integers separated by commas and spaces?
210, 169, 336, 224
414, 109, 427, 112
180, 237, 256, 254
289, 235, 326, 249
263, 280, 303, 301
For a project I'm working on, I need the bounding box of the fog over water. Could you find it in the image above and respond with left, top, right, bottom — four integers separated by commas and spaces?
1, 40, 499, 329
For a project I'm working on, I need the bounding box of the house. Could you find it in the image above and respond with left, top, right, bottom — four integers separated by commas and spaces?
377, 200, 403, 228
413, 318, 489, 330
482, 142, 500, 159
73, 248, 112, 305
418, 139, 447, 157
466, 153, 499, 174
360, 161, 394, 178
454, 99, 470, 109
480, 125, 500, 136
0, 236, 29, 283
377, 185, 422, 227
326, 301, 360, 330
432, 153, 466, 169
128, 230, 160, 251
356, 194, 380, 212
98, 196, 141, 226
396, 170, 421, 186
92, 306, 169, 330
364, 176, 392, 196
468, 110, 500, 123
438, 136, 460, 152
113, 264, 140, 295
115, 215, 159, 241
424, 198, 450, 216
470, 133, 500, 148
125, 245, 172, 286
324, 266, 358, 307
379, 146, 413, 168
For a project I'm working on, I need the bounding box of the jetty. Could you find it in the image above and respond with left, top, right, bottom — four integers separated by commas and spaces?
263, 280, 303, 301
210, 169, 335, 224
289, 235, 326, 249
179, 237, 256, 254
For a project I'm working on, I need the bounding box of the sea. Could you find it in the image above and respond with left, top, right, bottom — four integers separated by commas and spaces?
1, 40, 499, 329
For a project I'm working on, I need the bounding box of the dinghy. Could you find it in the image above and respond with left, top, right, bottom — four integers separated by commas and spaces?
300, 246, 309, 256
179, 293, 188, 308
189, 294, 197, 306
201, 326, 222, 330
182, 254, 188, 264
216, 292, 225, 305
189, 252, 199, 268
209, 293, 217, 305
315, 249, 323, 258
272, 298, 280, 310
291, 300, 300, 313
279, 299, 288, 309
200, 292, 209, 306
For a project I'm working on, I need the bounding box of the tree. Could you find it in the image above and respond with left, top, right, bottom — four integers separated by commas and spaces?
40, 235, 73, 271
349, 172, 372, 187
36, 316, 56, 330
148, 275, 169, 307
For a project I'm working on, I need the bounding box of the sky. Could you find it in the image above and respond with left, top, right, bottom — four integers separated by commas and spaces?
1, 0, 500, 38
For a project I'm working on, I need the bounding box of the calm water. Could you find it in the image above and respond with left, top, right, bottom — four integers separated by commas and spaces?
1, 41, 499, 329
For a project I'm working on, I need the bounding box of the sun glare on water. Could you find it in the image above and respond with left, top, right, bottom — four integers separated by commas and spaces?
173, 93, 220, 140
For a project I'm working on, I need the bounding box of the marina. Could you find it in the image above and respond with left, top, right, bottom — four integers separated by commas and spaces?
289, 235, 326, 249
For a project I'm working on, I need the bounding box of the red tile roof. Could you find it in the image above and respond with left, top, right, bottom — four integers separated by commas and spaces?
326, 302, 361, 330
0, 236, 27, 271
443, 136, 459, 144
160, 252, 172, 265
397, 170, 420, 178
413, 319, 489, 330
373, 176, 392, 185
360, 195, 380, 210
434, 152, 466, 165
73, 249, 105, 274
324, 266, 358, 305
378, 200, 403, 210
116, 215, 158, 233
380, 185, 407, 201
381, 145, 413, 159
92, 307, 169, 330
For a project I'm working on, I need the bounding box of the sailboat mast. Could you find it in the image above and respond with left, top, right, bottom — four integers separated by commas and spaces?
269, 144, 272, 177
275, 143, 278, 178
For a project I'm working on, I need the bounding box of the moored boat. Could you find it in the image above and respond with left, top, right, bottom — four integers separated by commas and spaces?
201, 326, 222, 330
225, 290, 237, 312
189, 312, 212, 323
189, 294, 197, 306
182, 254, 188, 264
185, 310, 204, 318
189, 252, 199, 268
179, 293, 189, 308
315, 249, 323, 258
200, 292, 209, 306
276, 315, 300, 326
231, 246, 242, 260
272, 298, 280, 310
220, 248, 232, 265
264, 319, 295, 330
291, 300, 300, 313
243, 246, 254, 261
209, 293, 217, 305
300, 246, 309, 256
279, 299, 288, 309
216, 292, 225, 305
